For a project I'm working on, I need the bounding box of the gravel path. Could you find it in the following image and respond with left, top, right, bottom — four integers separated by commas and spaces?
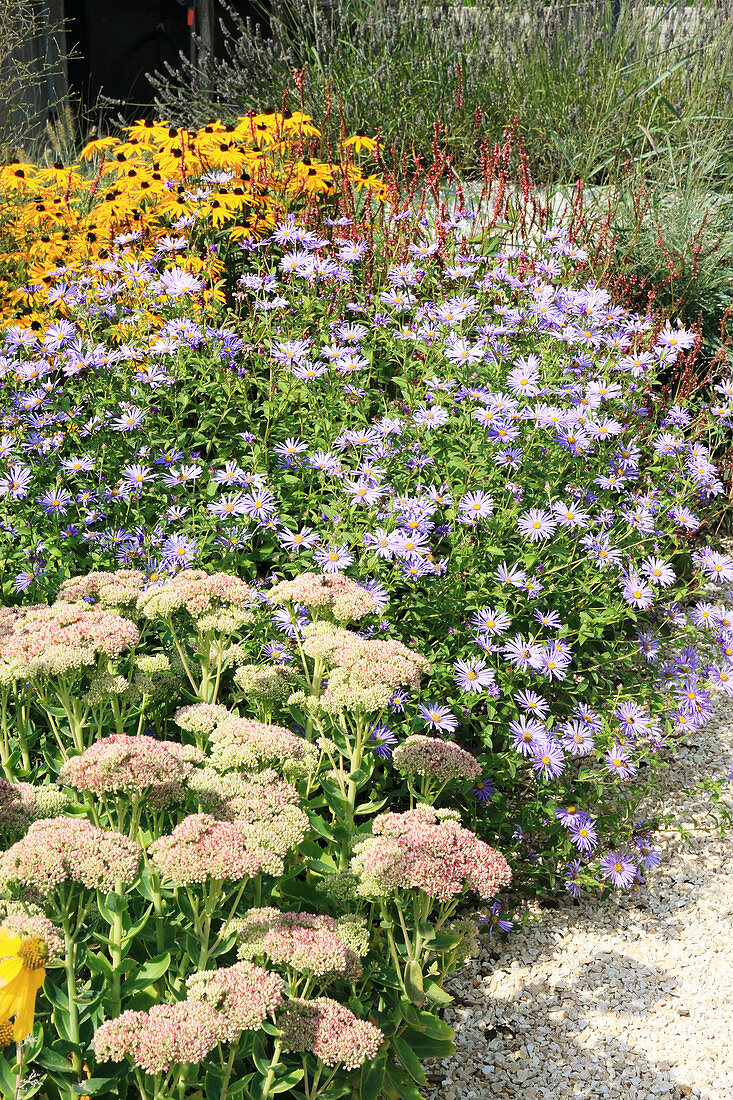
426, 686, 733, 1100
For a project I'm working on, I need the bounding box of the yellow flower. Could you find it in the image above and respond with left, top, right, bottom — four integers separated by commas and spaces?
342, 132, 379, 154
0, 931, 48, 1041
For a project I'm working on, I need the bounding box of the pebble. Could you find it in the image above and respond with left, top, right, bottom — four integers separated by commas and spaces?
425, 682, 733, 1100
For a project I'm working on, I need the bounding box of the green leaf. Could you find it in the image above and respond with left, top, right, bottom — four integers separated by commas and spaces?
399, 1004, 454, 1040
72, 1077, 122, 1096
34, 1047, 75, 1073
424, 980, 453, 1004
384, 1061, 426, 1100
391, 1034, 427, 1085
123, 951, 170, 994
360, 1053, 387, 1100
404, 961, 425, 1007
269, 1069, 304, 1092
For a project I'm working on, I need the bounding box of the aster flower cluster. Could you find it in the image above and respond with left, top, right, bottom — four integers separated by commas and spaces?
351, 804, 512, 902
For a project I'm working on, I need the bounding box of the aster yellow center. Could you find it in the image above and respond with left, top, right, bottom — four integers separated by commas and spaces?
0, 1020, 13, 1047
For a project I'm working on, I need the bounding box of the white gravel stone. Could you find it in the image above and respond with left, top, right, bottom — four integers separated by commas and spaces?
424, 683, 733, 1100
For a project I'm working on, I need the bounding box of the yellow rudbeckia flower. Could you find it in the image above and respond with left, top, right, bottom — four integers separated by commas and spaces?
0, 930, 48, 1041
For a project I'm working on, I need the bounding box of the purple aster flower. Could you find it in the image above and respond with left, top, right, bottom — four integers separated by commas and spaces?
603, 744, 636, 780
313, 543, 354, 573
417, 702, 459, 734
481, 900, 513, 938
517, 508, 557, 542
568, 816, 598, 853
388, 688, 409, 713
368, 722, 398, 758
560, 720, 595, 757
453, 658, 496, 693
600, 850, 638, 888
161, 533, 198, 568
472, 778, 496, 802
515, 690, 549, 718
508, 716, 546, 756
564, 860, 583, 899
531, 738, 566, 780
470, 607, 512, 635
38, 488, 73, 515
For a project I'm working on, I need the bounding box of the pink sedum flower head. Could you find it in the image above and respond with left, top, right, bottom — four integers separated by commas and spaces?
278, 997, 384, 1069
231, 907, 363, 980
136, 570, 255, 622
209, 715, 318, 775
147, 813, 286, 884
58, 735, 197, 803
174, 702, 232, 738
303, 625, 429, 713
0, 603, 139, 678
351, 803, 511, 903
93, 1001, 222, 1075
58, 570, 146, 608
268, 572, 379, 623
185, 961, 285, 1042
392, 736, 481, 783
0, 817, 142, 895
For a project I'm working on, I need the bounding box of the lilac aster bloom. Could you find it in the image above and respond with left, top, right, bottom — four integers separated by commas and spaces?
453, 658, 495, 693
368, 722, 398, 758
417, 702, 459, 734
600, 850, 638, 888
313, 543, 354, 573
531, 738, 566, 780
515, 690, 549, 718
470, 607, 512, 635
560, 720, 595, 756
568, 816, 598, 853
155, 269, 203, 296
278, 527, 320, 552
620, 575, 654, 609
161, 533, 198, 567
564, 860, 583, 899
481, 900, 513, 937
38, 488, 73, 515
508, 716, 547, 756
603, 744, 636, 780
111, 406, 145, 431
502, 634, 543, 672
517, 508, 557, 542
459, 490, 494, 520
472, 778, 496, 802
